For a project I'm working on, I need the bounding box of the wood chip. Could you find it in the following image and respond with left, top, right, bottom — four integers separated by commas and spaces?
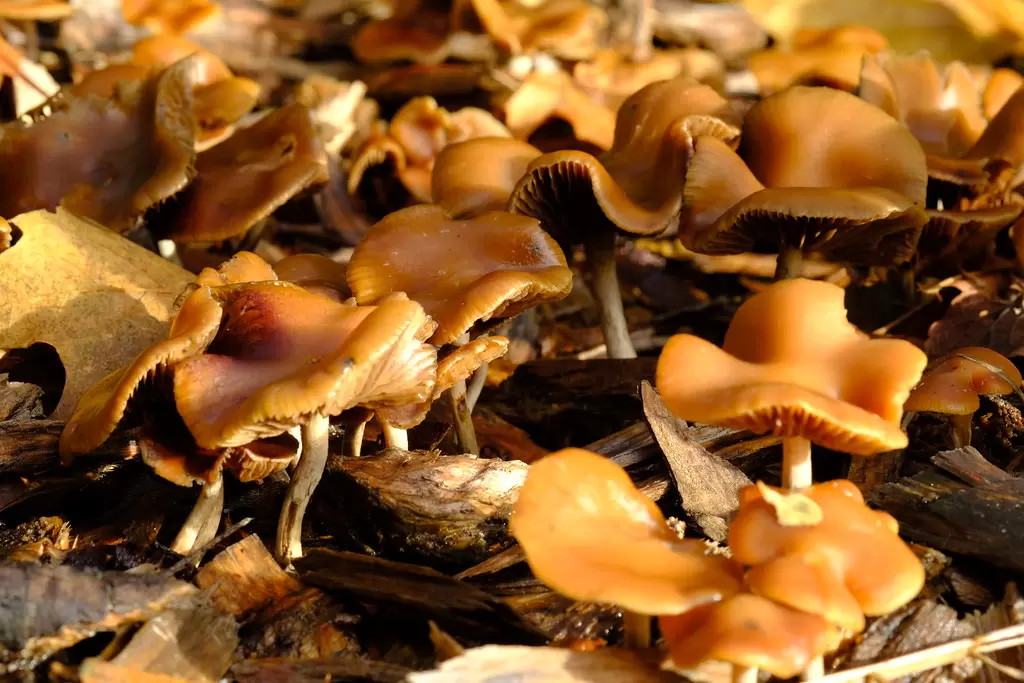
196, 534, 303, 617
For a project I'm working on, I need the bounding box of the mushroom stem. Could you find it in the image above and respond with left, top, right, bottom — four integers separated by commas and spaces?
802, 657, 825, 680
629, 0, 654, 63
950, 413, 973, 448
622, 610, 651, 649
585, 231, 637, 360
450, 377, 481, 454
732, 666, 758, 683
348, 419, 367, 458
276, 413, 331, 563
774, 247, 804, 281
466, 362, 489, 413
381, 420, 409, 450
170, 474, 224, 556
782, 437, 813, 490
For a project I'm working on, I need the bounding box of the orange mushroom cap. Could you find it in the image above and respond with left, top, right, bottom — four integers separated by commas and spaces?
452, 0, 605, 60
500, 69, 616, 151
729, 480, 925, 617
434, 336, 509, 398
904, 346, 1022, 415
660, 593, 839, 679
431, 137, 542, 218
347, 205, 572, 345
656, 279, 927, 455
121, 0, 220, 34
982, 69, 1024, 121
510, 448, 743, 615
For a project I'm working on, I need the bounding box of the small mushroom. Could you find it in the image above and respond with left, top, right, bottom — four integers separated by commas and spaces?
904, 346, 1022, 447
573, 47, 726, 109
982, 69, 1024, 120
121, 0, 219, 33
510, 448, 743, 648
915, 204, 1023, 274
509, 77, 739, 358
351, 12, 496, 66
431, 137, 542, 217
680, 86, 929, 280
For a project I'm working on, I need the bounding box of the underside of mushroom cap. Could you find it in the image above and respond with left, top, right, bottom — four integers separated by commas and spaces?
434, 335, 509, 397
916, 204, 1023, 271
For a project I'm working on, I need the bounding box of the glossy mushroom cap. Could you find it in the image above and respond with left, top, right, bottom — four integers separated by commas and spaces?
347, 205, 572, 345
510, 448, 743, 615
680, 86, 929, 265
660, 593, 839, 679
656, 279, 927, 454
508, 77, 739, 246
729, 480, 925, 617
434, 336, 509, 398
431, 137, 542, 217
904, 346, 1022, 415
982, 69, 1024, 120
272, 253, 351, 302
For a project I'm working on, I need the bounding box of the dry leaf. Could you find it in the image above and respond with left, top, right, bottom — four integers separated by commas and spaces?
0, 209, 193, 418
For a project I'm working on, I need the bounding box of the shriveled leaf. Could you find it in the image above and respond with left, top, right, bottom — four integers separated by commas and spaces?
0, 209, 192, 418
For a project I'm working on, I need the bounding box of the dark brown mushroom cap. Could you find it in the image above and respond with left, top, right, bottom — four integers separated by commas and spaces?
431, 137, 542, 217
507, 77, 739, 246
174, 283, 437, 448
680, 87, 929, 264
916, 204, 1023, 271
904, 346, 1023, 415
347, 205, 572, 345
272, 253, 351, 302
163, 104, 329, 243
0, 58, 197, 232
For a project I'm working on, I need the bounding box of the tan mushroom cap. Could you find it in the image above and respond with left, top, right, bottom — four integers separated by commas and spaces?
500, 69, 616, 151
573, 48, 724, 109
347, 205, 572, 345
660, 593, 839, 679
983, 69, 1024, 120
964, 88, 1024, 166
349, 12, 496, 66
196, 251, 279, 287
129, 35, 232, 84
656, 279, 927, 455
122, 0, 219, 33
72, 64, 152, 99
164, 104, 329, 243
730, 480, 925, 617
510, 448, 743, 615
174, 283, 437, 448
431, 137, 542, 217
508, 77, 739, 246
749, 43, 874, 94
434, 336, 509, 398
272, 253, 351, 302
793, 26, 888, 52
680, 87, 929, 264
916, 204, 1023, 271
453, 0, 605, 60
904, 346, 1022, 415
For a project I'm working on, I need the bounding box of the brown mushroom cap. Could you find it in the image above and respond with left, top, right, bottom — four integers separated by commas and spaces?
510, 448, 743, 615
121, 0, 220, 34
196, 251, 279, 287
964, 88, 1024, 166
453, 0, 605, 60
916, 204, 1023, 272
501, 69, 617, 151
163, 103, 329, 243
680, 86, 929, 264
656, 278, 927, 455
347, 205, 572, 345
904, 346, 1022, 415
730, 480, 924, 617
272, 253, 351, 302
129, 35, 232, 84
983, 69, 1024, 120
508, 77, 739, 246
434, 336, 509, 398
660, 593, 839, 679
431, 137, 542, 217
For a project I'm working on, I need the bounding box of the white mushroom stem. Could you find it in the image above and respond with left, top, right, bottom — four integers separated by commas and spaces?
774, 247, 804, 281
802, 657, 825, 680
380, 419, 409, 450
585, 231, 637, 360
733, 665, 758, 683
170, 474, 224, 556
622, 610, 651, 649
348, 419, 367, 457
782, 437, 813, 491
449, 377, 480, 455
629, 0, 654, 62
465, 362, 489, 413
276, 413, 331, 564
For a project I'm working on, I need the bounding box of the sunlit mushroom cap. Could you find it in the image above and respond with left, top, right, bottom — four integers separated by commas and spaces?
272, 253, 351, 302
173, 283, 438, 448
660, 593, 839, 679
904, 346, 1022, 415
434, 336, 509, 398
680, 86, 929, 264
656, 279, 927, 454
729, 480, 925, 617
347, 205, 572, 345
508, 77, 739, 246
510, 448, 743, 615
431, 137, 541, 217
163, 103, 329, 243
982, 69, 1024, 120
129, 35, 232, 85
196, 251, 279, 287
500, 69, 616, 151
452, 0, 606, 60
122, 0, 219, 34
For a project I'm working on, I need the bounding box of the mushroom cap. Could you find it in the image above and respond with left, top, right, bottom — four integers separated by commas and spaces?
173, 283, 438, 448
272, 253, 351, 302
983, 69, 1024, 120
192, 77, 261, 131
793, 25, 888, 52
729, 480, 925, 617
71, 64, 151, 99
749, 43, 872, 94
196, 251, 279, 287
121, 0, 219, 33
660, 593, 839, 679
163, 103, 329, 243
454, 0, 605, 60
916, 204, 1023, 272
431, 137, 542, 217
500, 69, 616, 151
965, 88, 1024, 166
130, 35, 231, 85
434, 336, 509, 398
680, 86, 929, 264
509, 448, 743, 615
347, 205, 572, 345
904, 346, 1022, 415
508, 77, 739, 246
656, 279, 927, 455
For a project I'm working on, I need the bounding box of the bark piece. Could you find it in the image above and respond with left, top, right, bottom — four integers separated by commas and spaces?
195, 534, 303, 617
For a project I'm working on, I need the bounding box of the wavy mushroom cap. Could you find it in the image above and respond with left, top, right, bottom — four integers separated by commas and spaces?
347, 205, 572, 345
0, 59, 196, 232
431, 137, 542, 217
916, 204, 1023, 272
904, 346, 1022, 415
452, 0, 605, 60
508, 77, 739, 246
163, 103, 329, 243
660, 593, 839, 679
174, 283, 438, 448
964, 88, 1024, 166
656, 279, 927, 454
680, 87, 929, 264
983, 69, 1024, 120
434, 336, 509, 398
730, 480, 924, 617
272, 252, 351, 301
510, 448, 743, 615
129, 35, 232, 84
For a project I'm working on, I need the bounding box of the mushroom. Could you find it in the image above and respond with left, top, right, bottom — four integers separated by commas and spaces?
573, 47, 726, 109
904, 346, 1023, 447
350, 11, 496, 66
656, 278, 927, 490
914, 204, 1023, 275
982, 69, 1024, 120
508, 77, 739, 358
272, 252, 351, 302
510, 448, 743, 648
347, 205, 572, 453
451, 0, 606, 61
121, 0, 219, 33
679, 86, 929, 280
431, 137, 542, 218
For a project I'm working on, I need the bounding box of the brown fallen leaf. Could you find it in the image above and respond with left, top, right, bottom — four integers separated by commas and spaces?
0, 209, 192, 418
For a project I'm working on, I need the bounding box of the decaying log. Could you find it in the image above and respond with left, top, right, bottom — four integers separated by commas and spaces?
231, 657, 412, 683
0, 380, 44, 421
0, 419, 130, 475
